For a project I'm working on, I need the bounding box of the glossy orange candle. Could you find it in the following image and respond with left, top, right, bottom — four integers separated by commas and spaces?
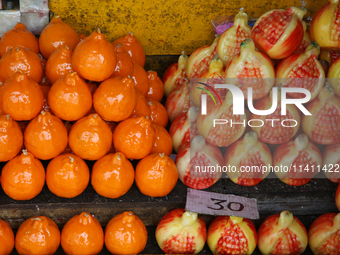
1, 150, 45, 200
111, 44, 134, 77
112, 32, 146, 67
0, 46, 42, 83
15, 216, 60, 255
91, 152, 134, 199
135, 153, 178, 197
93, 77, 137, 122
61, 212, 104, 255
0, 114, 23, 162
0, 22, 39, 56
69, 114, 112, 160
46, 45, 73, 84
0, 219, 14, 255
72, 28, 116, 82
39, 17, 80, 59
46, 154, 90, 198
48, 72, 92, 121
24, 111, 68, 160
113, 116, 155, 160
105, 211, 147, 255
1, 71, 44, 121
146, 70, 164, 102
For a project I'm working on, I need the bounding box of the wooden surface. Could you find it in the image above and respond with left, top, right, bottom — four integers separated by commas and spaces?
48, 0, 328, 55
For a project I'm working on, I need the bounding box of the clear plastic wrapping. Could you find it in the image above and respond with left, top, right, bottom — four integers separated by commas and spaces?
0, 10, 21, 37
20, 12, 49, 35
20, 0, 49, 13
211, 16, 257, 34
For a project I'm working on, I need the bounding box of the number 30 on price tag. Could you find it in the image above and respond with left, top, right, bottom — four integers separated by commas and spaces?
185, 188, 260, 219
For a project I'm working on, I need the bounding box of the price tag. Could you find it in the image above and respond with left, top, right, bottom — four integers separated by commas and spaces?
185, 188, 260, 219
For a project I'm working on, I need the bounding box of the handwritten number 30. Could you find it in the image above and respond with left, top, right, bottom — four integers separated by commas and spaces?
207, 198, 244, 212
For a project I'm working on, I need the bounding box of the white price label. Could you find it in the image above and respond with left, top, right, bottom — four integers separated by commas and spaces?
185, 188, 260, 219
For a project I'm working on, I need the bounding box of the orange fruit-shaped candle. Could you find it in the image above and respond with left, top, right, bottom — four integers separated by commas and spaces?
72, 28, 116, 82
132, 89, 151, 117
69, 114, 112, 160
0, 219, 14, 255
151, 124, 173, 156
131, 61, 149, 96
24, 111, 68, 160
0, 22, 39, 56
0, 115, 23, 162
1, 150, 45, 200
93, 77, 137, 122
39, 17, 80, 59
105, 211, 147, 255
91, 152, 134, 199
46, 154, 90, 198
135, 153, 178, 197
46, 45, 73, 84
2, 71, 44, 121
111, 44, 134, 77
146, 70, 164, 102
0, 46, 42, 83
61, 212, 104, 255
15, 216, 60, 255
148, 99, 168, 128
113, 116, 155, 159
112, 32, 146, 67
48, 72, 92, 121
